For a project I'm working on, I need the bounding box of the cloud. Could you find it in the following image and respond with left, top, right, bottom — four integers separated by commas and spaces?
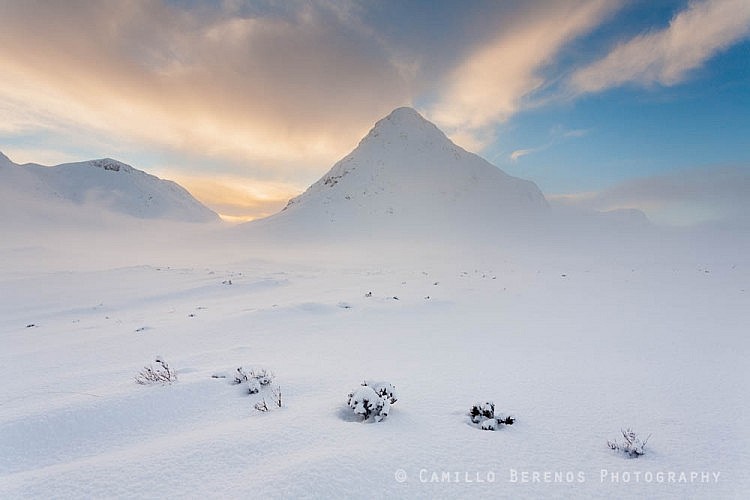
427, 0, 621, 149
0, 1, 413, 179
507, 126, 589, 162
570, 0, 750, 93
0, 147, 80, 167
549, 166, 750, 226
510, 149, 534, 161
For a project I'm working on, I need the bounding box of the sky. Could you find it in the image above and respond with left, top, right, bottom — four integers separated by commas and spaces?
1, 0, 749, 225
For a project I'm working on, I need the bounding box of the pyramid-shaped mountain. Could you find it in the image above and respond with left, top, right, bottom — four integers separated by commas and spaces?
256, 107, 548, 238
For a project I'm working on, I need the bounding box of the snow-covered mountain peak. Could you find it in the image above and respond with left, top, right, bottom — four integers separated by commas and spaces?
260, 107, 549, 239
356, 106, 457, 158
367, 106, 440, 138
382, 105, 423, 122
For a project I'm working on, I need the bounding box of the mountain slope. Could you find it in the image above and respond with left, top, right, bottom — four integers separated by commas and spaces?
0, 153, 219, 223
254, 107, 548, 239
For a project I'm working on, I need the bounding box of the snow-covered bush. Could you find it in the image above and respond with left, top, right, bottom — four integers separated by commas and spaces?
224, 365, 281, 413
468, 401, 514, 430
348, 386, 390, 422
233, 366, 274, 394
347, 380, 398, 422
135, 356, 177, 385
608, 428, 650, 457
369, 380, 398, 405
469, 401, 495, 423
249, 368, 274, 386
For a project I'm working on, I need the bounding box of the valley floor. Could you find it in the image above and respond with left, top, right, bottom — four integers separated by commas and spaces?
0, 229, 747, 498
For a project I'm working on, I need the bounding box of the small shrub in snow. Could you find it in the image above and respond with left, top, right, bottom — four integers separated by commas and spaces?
608, 428, 650, 457
469, 401, 495, 423
468, 401, 514, 430
348, 386, 388, 421
347, 380, 398, 422
224, 365, 280, 413
233, 366, 274, 393
249, 368, 274, 386
135, 356, 177, 385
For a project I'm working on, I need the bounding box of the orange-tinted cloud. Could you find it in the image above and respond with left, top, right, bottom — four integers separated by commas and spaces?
0, 1, 412, 178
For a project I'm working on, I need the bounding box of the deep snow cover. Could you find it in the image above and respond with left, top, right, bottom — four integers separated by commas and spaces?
0, 223, 746, 499
0, 109, 747, 498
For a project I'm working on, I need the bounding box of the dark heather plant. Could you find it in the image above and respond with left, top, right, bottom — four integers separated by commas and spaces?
135, 356, 177, 385
608, 428, 650, 457
469, 401, 514, 430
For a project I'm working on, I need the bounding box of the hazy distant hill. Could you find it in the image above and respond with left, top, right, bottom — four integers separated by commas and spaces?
0, 152, 219, 224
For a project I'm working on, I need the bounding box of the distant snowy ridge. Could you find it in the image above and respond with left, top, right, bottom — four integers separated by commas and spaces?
255, 107, 550, 238
0, 152, 219, 223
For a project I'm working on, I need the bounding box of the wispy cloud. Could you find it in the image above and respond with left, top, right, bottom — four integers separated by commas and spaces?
0, 1, 412, 178
0, 147, 81, 167
507, 126, 590, 162
570, 0, 750, 93
550, 166, 750, 226
427, 0, 621, 149
510, 149, 534, 161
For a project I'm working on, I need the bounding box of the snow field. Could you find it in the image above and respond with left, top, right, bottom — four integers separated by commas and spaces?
1, 235, 746, 498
